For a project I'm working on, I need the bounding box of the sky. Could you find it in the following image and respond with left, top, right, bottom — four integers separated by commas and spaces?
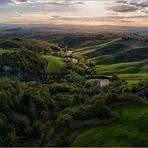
0, 0, 148, 26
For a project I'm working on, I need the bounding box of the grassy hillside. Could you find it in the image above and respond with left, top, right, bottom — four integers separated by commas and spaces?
95, 61, 148, 75
42, 55, 66, 73
74, 38, 122, 57
0, 48, 14, 55
90, 55, 114, 64
73, 36, 148, 79
74, 38, 148, 63
118, 73, 148, 79
0, 38, 62, 54
115, 46, 148, 62
72, 105, 148, 147
0, 32, 148, 147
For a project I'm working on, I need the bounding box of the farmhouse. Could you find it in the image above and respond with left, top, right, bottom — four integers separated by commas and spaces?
64, 56, 79, 63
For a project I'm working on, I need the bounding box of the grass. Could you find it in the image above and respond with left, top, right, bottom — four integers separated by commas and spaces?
72, 105, 148, 147
0, 49, 14, 55
42, 55, 66, 73
74, 39, 111, 49
95, 61, 148, 75
118, 73, 148, 79
73, 37, 148, 80
74, 38, 121, 57
90, 55, 114, 64
126, 80, 140, 87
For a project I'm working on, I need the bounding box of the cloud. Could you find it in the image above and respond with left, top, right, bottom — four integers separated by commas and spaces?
11, 13, 23, 17
0, 0, 147, 26
108, 4, 138, 12
9, 0, 83, 6
108, 0, 148, 14
0, 0, 9, 4
10, 0, 29, 4
116, 0, 127, 4
136, 1, 148, 7
116, 0, 148, 7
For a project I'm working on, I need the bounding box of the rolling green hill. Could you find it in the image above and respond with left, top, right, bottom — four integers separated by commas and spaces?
115, 46, 148, 62
0, 32, 148, 147
74, 38, 148, 63
0, 38, 62, 54
72, 105, 148, 147
95, 61, 148, 75
42, 55, 66, 73
74, 38, 122, 57
0, 48, 14, 55
73, 36, 148, 79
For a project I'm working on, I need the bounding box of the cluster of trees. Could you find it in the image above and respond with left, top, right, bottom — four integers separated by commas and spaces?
0, 77, 146, 146
0, 35, 147, 147
0, 50, 46, 81
43, 58, 95, 84
122, 34, 148, 42
63, 34, 106, 47
0, 46, 95, 83
0, 38, 62, 54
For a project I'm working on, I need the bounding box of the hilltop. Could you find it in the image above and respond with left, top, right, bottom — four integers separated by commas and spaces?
0, 24, 148, 34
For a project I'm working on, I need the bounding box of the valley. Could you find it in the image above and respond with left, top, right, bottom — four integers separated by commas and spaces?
72, 36, 148, 81
0, 29, 147, 147
1, 0, 148, 146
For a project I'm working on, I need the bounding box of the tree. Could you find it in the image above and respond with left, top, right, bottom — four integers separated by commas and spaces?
111, 74, 119, 81
4, 130, 19, 147
56, 114, 73, 132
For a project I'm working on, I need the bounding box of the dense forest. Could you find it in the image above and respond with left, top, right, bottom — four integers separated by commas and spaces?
0, 31, 148, 146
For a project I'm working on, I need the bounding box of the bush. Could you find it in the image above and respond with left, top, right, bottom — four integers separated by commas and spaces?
0, 50, 46, 81
55, 114, 73, 132
104, 93, 119, 105
119, 93, 143, 104
61, 102, 112, 120
92, 97, 112, 119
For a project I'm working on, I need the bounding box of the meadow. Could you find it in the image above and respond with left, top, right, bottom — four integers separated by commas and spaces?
95, 61, 148, 75
73, 36, 148, 81
72, 105, 148, 147
0, 48, 14, 55
42, 55, 66, 73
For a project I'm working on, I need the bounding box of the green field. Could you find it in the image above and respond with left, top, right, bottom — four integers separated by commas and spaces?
72, 105, 148, 147
90, 55, 115, 64
0, 49, 14, 55
95, 61, 148, 81
95, 61, 148, 75
42, 55, 66, 73
73, 37, 148, 80
118, 73, 148, 79
74, 38, 121, 57
76, 40, 147, 60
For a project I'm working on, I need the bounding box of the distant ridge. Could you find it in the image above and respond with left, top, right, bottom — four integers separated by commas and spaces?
0, 24, 148, 33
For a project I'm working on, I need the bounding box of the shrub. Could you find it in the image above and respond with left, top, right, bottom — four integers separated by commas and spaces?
119, 93, 143, 104
56, 114, 73, 132
93, 97, 112, 119
104, 93, 119, 105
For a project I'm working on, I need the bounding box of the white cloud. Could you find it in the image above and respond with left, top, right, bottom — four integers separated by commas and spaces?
9, 0, 83, 6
